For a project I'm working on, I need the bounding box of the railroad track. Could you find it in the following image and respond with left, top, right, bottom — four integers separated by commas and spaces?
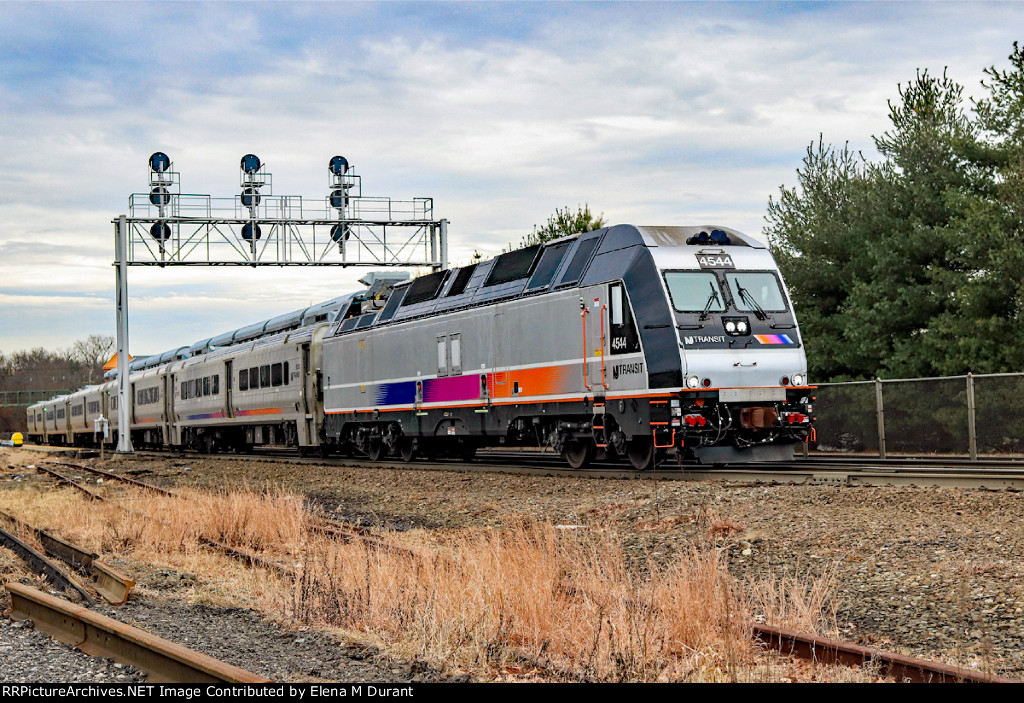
87, 446, 1024, 490
4, 583, 271, 683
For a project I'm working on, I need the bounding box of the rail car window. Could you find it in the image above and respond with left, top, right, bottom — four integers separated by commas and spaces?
249, 368, 259, 389
447, 265, 477, 297
88, 401, 100, 414
213, 375, 220, 394
664, 272, 727, 313
526, 241, 572, 290
556, 237, 600, 287
136, 387, 160, 405
725, 272, 787, 312
609, 283, 642, 355
203, 377, 211, 396
282, 363, 288, 386
451, 335, 462, 374
271, 363, 283, 387
239, 371, 249, 391
260, 365, 270, 388
485, 245, 542, 287
72, 405, 83, 417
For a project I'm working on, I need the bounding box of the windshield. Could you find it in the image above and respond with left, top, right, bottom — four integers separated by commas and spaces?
664, 272, 726, 313
725, 272, 787, 312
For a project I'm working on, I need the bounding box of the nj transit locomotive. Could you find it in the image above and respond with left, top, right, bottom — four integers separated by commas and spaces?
26, 225, 814, 468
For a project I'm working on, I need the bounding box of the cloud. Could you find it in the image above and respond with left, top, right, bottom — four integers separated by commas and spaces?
1, 2, 1023, 354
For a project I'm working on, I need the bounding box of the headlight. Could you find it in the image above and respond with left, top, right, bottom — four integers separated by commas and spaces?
725, 320, 736, 333
792, 373, 805, 386
737, 320, 749, 334
687, 375, 700, 389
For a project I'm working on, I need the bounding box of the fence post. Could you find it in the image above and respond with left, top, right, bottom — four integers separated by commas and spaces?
967, 373, 977, 461
875, 377, 886, 459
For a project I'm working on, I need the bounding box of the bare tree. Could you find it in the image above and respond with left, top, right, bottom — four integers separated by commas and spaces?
70, 335, 115, 385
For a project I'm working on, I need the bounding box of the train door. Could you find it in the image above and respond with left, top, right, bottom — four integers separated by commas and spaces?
581, 290, 608, 392
300, 344, 315, 445
164, 373, 177, 446
225, 360, 235, 419
492, 312, 508, 397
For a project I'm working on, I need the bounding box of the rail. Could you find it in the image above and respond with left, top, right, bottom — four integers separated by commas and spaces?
4, 583, 273, 683
753, 623, 1016, 683
0, 508, 134, 605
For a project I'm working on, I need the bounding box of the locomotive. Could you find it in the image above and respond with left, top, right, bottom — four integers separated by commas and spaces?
26, 224, 813, 468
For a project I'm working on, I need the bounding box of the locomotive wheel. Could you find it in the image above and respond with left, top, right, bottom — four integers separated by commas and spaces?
365, 437, 384, 462
563, 438, 595, 470
398, 437, 416, 463
626, 437, 655, 471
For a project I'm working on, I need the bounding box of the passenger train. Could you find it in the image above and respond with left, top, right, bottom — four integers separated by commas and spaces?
25, 225, 814, 468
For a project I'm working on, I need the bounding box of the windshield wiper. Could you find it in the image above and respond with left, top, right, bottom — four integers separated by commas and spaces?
698, 282, 721, 321
736, 284, 769, 321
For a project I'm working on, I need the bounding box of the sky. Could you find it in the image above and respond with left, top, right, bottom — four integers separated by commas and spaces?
1, 0, 1022, 358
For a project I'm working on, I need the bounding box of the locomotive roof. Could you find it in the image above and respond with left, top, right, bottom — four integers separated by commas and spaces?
327, 223, 757, 336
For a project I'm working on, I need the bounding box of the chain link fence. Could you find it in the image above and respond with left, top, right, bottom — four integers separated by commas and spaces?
812, 372, 1024, 459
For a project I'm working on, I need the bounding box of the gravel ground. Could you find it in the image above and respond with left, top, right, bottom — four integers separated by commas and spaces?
4, 446, 1024, 680
98, 451, 1024, 678
91, 596, 456, 683
0, 590, 145, 683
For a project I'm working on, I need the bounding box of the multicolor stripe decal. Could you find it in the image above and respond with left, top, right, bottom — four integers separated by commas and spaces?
235, 407, 284, 417
186, 411, 228, 421
368, 364, 579, 408
754, 334, 794, 345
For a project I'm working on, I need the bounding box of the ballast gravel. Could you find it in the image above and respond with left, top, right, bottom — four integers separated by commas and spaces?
4, 447, 1024, 680
0, 596, 145, 683
105, 451, 1024, 679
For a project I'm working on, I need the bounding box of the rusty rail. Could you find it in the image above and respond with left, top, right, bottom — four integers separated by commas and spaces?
4, 582, 272, 683
752, 623, 1017, 683
40, 460, 176, 497
0, 509, 134, 605
0, 527, 95, 605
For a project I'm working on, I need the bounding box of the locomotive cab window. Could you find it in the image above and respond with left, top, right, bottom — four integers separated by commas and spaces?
609, 283, 641, 356
664, 272, 727, 313
724, 272, 788, 312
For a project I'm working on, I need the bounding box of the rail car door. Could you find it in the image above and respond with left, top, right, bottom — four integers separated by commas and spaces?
299, 344, 315, 446
164, 373, 177, 446
492, 312, 508, 398
582, 290, 609, 392
225, 361, 235, 419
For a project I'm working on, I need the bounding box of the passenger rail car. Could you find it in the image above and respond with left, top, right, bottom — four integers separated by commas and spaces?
24, 224, 813, 468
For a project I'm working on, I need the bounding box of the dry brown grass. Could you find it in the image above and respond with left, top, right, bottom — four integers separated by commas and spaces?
286, 521, 757, 681
707, 516, 746, 538
0, 477, 851, 682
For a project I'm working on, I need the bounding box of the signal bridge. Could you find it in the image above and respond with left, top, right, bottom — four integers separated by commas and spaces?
118, 153, 448, 268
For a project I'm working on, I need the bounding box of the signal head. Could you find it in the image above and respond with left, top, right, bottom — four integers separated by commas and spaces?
149, 152, 170, 173
329, 155, 349, 175
240, 154, 262, 174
